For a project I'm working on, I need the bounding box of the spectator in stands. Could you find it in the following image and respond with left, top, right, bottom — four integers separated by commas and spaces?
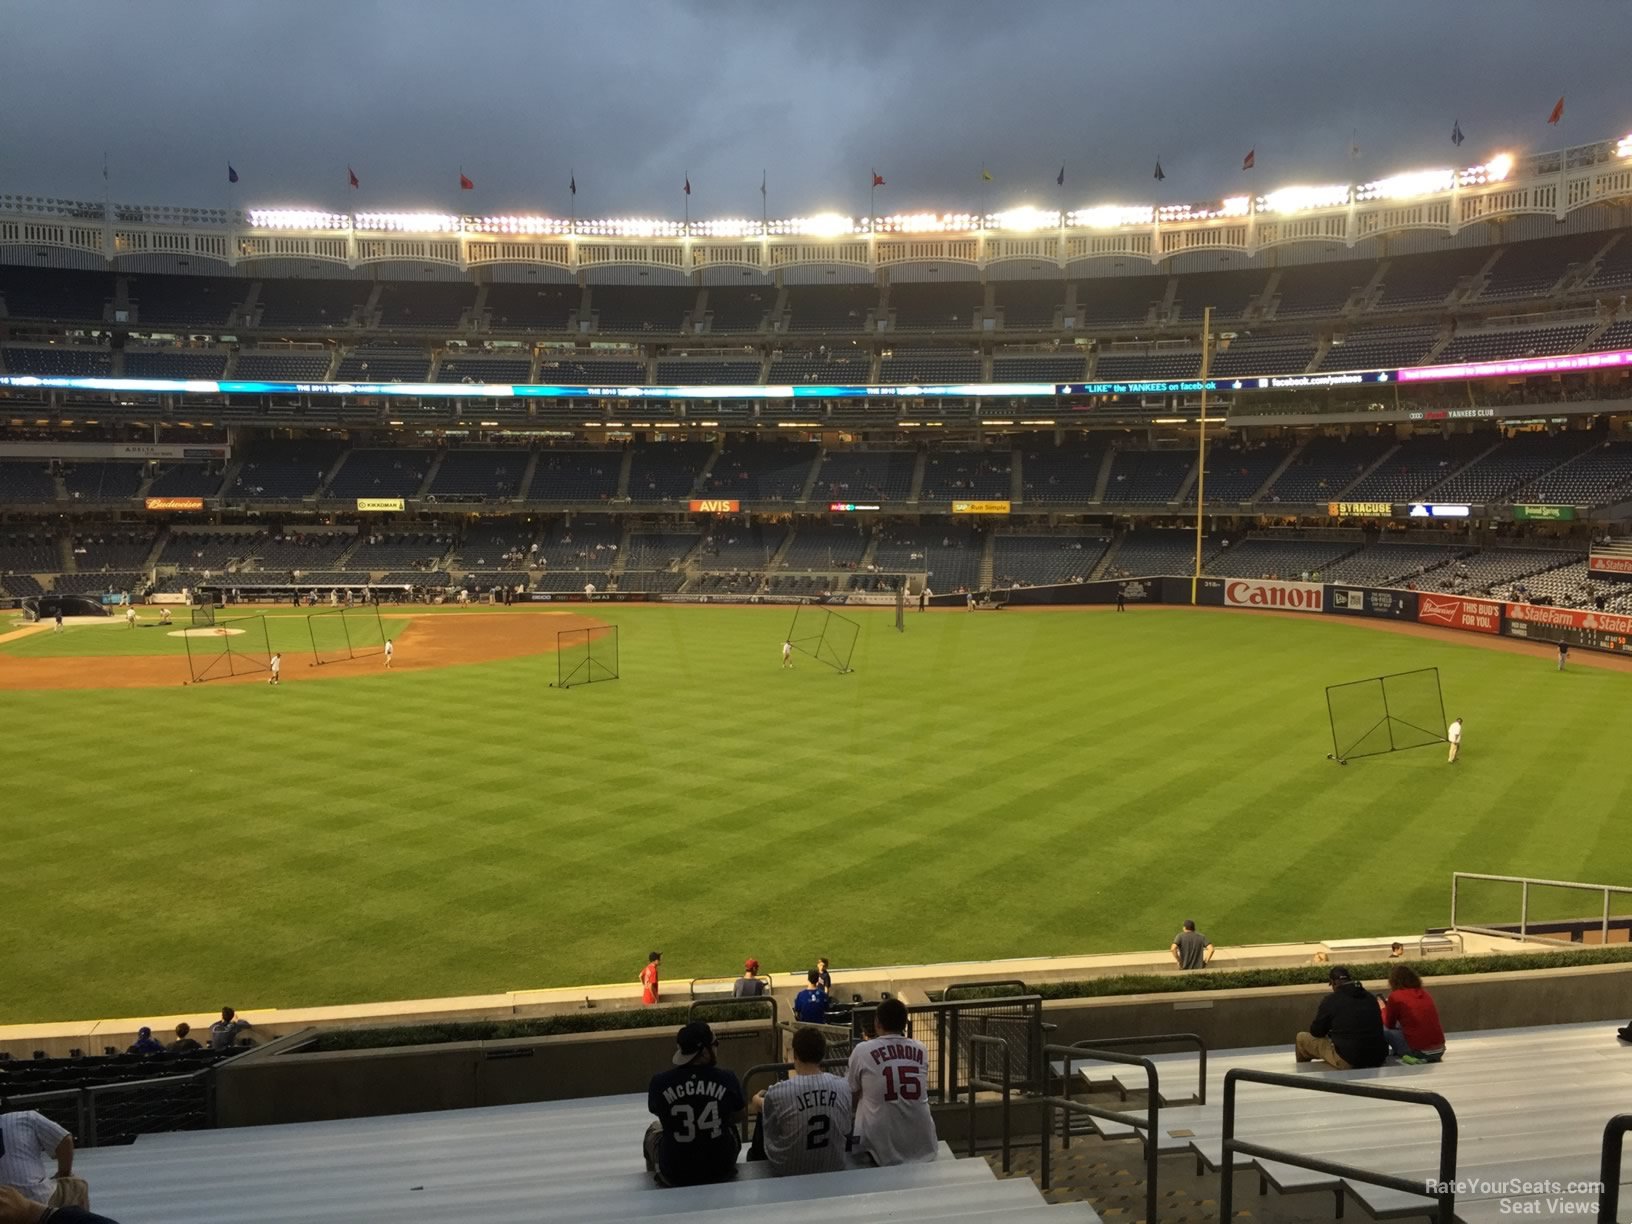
1170, 920, 1214, 970
1294, 966, 1389, 1070
793, 971, 831, 1024
814, 957, 833, 993
1389, 942, 1405, 959
167, 1023, 201, 1053
125, 1027, 163, 1056
0, 1111, 74, 1206
0, 1185, 120, 1224
847, 997, 938, 1166
208, 1006, 252, 1051
747, 1027, 853, 1176
1382, 964, 1446, 1064
641, 951, 662, 1005
733, 959, 768, 998
643, 1022, 745, 1187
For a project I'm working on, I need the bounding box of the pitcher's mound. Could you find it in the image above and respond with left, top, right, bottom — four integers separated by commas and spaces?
168, 627, 246, 638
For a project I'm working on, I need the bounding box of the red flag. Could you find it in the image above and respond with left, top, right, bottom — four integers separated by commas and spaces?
871, 171, 885, 188
1242, 149, 1255, 171
459, 172, 474, 190
1548, 96, 1565, 125
684, 175, 691, 196
348, 166, 359, 189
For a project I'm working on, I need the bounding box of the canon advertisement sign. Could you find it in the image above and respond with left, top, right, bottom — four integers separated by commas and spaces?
1223, 578, 1324, 612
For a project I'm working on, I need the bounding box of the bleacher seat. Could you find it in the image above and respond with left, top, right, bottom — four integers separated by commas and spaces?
1428, 431, 1596, 503
1208, 335, 1316, 377
255, 279, 372, 329
129, 274, 246, 328
231, 439, 345, 500
813, 451, 916, 503
1515, 437, 1632, 507
426, 451, 526, 501
485, 283, 580, 331
992, 352, 1087, 382
0, 528, 61, 569
591, 285, 694, 332
888, 282, 983, 332
624, 531, 700, 570
1261, 435, 1394, 504
992, 535, 1110, 586
437, 354, 533, 384
879, 350, 982, 383
1172, 268, 1267, 321
994, 281, 1065, 330
783, 284, 878, 332
63, 462, 144, 502
2, 345, 113, 376
1318, 326, 1438, 371
627, 443, 712, 502
1340, 434, 1486, 502
0, 265, 112, 322
1476, 234, 1603, 301
326, 450, 435, 499
73, 529, 156, 571
347, 532, 452, 571
537, 355, 647, 385
335, 348, 433, 383
536, 519, 620, 570
1020, 440, 1108, 504
700, 441, 816, 503
1075, 276, 1164, 327
76, 1092, 1094, 1224
232, 350, 334, 381
0, 462, 59, 503
767, 349, 870, 384
873, 525, 982, 589
124, 349, 230, 379
1103, 448, 1192, 503
919, 451, 1012, 502
703, 285, 772, 334
1191, 440, 1293, 503
781, 524, 869, 570
1271, 260, 1368, 318
527, 450, 623, 502
1373, 247, 1488, 310
1094, 348, 1201, 381
1435, 322, 1595, 365
1202, 537, 1352, 579
373, 281, 477, 330
653, 357, 764, 386
1110, 529, 1215, 577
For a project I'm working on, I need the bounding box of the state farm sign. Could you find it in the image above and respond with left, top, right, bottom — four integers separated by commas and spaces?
1224, 578, 1324, 612
1417, 593, 1501, 635
1506, 603, 1632, 636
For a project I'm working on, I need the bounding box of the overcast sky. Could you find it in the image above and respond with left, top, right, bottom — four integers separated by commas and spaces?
3, 0, 1629, 218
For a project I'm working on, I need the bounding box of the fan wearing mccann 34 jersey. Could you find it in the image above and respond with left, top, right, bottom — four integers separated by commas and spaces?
846, 998, 938, 1166
643, 1022, 745, 1187
750, 1027, 853, 1176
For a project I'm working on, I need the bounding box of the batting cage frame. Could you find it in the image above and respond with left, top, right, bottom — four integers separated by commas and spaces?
786, 604, 859, 674
306, 602, 387, 668
182, 614, 273, 684
555, 624, 620, 688
1325, 666, 1447, 764
190, 602, 218, 628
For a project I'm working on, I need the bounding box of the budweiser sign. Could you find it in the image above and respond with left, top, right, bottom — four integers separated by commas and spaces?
1417, 594, 1501, 635
1224, 578, 1324, 612
1507, 603, 1632, 636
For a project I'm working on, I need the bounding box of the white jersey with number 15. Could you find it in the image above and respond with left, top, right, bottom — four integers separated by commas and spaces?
846, 1033, 938, 1165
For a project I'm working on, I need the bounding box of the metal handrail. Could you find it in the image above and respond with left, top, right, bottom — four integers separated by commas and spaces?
1219, 1068, 1458, 1223
943, 979, 1029, 1001
1040, 1042, 1162, 1223
1066, 1033, 1208, 1106
1598, 1113, 1632, 1223
965, 1034, 1013, 1173
1451, 870, 1632, 945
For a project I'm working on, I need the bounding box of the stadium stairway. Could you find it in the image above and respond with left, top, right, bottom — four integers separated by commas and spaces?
1057, 1021, 1627, 1223
76, 1094, 1100, 1224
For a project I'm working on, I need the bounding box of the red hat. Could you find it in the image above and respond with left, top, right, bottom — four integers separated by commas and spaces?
744, 958, 760, 973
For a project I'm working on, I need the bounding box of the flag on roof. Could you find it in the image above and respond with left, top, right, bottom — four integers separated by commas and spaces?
348, 166, 359, 189
981, 167, 993, 182
1451, 120, 1464, 147
760, 170, 766, 197
1548, 96, 1565, 125
1242, 148, 1255, 171
684, 175, 691, 196
871, 170, 885, 188
569, 173, 576, 196
459, 172, 474, 190
1153, 159, 1165, 181
227, 164, 239, 184
1056, 165, 1065, 187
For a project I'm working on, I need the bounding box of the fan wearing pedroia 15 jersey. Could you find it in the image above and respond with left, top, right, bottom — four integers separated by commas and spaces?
846, 997, 938, 1166
643, 1022, 745, 1187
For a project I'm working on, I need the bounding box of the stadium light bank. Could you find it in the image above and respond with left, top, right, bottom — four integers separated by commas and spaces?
241, 149, 1554, 239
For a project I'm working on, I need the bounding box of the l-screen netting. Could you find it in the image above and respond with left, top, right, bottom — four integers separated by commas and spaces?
191, 603, 217, 628
786, 604, 858, 674
1326, 667, 1445, 761
307, 603, 386, 666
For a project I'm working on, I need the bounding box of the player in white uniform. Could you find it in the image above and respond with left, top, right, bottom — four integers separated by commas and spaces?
846, 998, 937, 1166
384, 638, 394, 669
781, 639, 793, 669
750, 1027, 852, 1176
268, 652, 281, 686
1446, 716, 1462, 764
125, 605, 136, 628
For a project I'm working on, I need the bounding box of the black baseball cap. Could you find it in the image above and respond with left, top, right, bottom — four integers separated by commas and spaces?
1328, 966, 1354, 983
672, 1021, 717, 1065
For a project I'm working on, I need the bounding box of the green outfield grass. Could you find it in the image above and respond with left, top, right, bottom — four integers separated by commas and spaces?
2, 604, 1626, 1024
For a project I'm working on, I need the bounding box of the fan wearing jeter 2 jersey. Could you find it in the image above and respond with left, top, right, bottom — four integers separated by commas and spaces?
644, 1022, 745, 1187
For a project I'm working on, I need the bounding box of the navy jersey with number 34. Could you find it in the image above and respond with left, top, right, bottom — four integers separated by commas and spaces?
647, 1064, 745, 1184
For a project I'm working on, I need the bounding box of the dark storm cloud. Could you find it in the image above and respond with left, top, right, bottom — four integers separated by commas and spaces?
2, 0, 1628, 217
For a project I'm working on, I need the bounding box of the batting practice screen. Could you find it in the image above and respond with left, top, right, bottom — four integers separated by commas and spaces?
1325, 667, 1447, 762
306, 603, 387, 667
786, 604, 859, 674
556, 624, 619, 688
182, 614, 273, 684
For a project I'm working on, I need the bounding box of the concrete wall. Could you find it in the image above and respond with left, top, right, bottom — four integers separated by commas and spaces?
213, 961, 1632, 1129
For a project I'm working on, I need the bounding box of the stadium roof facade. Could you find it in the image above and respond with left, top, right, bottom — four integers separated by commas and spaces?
3, 132, 1631, 278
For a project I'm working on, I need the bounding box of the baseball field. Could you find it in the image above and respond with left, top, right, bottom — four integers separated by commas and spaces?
2, 602, 1627, 1025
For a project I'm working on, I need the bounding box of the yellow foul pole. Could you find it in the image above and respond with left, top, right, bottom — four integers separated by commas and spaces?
1191, 305, 1213, 604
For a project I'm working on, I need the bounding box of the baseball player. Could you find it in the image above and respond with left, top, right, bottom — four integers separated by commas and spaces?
1446, 716, 1462, 764
159, 607, 172, 625
268, 653, 281, 686
384, 638, 394, 669
53, 609, 63, 634
781, 639, 793, 669
125, 605, 137, 629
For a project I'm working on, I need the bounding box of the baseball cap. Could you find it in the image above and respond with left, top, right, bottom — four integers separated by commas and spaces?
1328, 966, 1354, 983
672, 1021, 717, 1066
138, 1026, 151, 1037
744, 958, 760, 973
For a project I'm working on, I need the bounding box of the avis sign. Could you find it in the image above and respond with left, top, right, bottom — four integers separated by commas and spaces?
1417, 594, 1501, 635
688, 498, 740, 513
1224, 578, 1324, 612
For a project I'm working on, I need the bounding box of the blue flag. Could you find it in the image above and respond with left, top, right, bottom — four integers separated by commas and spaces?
227, 164, 239, 184
1451, 120, 1464, 147
1056, 164, 1065, 187
1153, 159, 1166, 182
